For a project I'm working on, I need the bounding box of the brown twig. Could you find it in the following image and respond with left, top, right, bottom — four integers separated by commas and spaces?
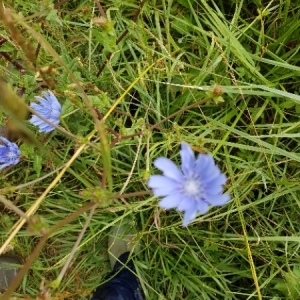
0, 35, 7, 46
93, 106, 120, 137
109, 98, 209, 149
94, 0, 107, 19
54, 0, 70, 8
0, 52, 25, 74
34, 23, 44, 67
0, 196, 29, 221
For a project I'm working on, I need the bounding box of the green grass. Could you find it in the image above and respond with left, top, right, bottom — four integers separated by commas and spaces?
1, 0, 300, 299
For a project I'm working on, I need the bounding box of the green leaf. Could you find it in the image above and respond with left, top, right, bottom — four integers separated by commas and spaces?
293, 266, 300, 279
45, 9, 62, 25
178, 0, 194, 8
33, 153, 42, 177
19, 144, 35, 159
61, 98, 74, 115
92, 28, 117, 52
88, 94, 111, 110
274, 271, 300, 298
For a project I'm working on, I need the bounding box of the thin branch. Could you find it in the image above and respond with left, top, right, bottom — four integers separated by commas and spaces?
0, 164, 66, 194
94, 0, 107, 19
56, 205, 97, 283
54, 0, 70, 9
0, 35, 7, 46
0, 195, 29, 221
110, 98, 209, 149
0, 52, 25, 74
34, 23, 44, 67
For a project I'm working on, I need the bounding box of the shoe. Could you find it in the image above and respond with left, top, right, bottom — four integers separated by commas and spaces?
108, 218, 140, 269
0, 254, 22, 292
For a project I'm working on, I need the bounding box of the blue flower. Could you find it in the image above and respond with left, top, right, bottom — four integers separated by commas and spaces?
29, 90, 61, 133
148, 142, 230, 226
0, 137, 20, 170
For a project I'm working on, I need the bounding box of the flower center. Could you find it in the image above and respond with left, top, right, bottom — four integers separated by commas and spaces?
184, 179, 200, 196
6, 151, 15, 160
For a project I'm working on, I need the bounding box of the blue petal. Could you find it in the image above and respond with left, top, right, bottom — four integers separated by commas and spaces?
148, 175, 179, 196
38, 124, 54, 133
30, 91, 61, 132
0, 147, 7, 155
205, 194, 231, 206
9, 157, 19, 165
195, 153, 209, 170
0, 153, 18, 163
46, 118, 59, 126
159, 192, 182, 209
33, 96, 49, 107
0, 162, 11, 170
180, 142, 195, 176
11, 143, 19, 150
204, 168, 221, 182
196, 154, 220, 181
29, 114, 55, 132
51, 109, 61, 119
196, 200, 209, 214
0, 137, 10, 145
205, 194, 230, 206
177, 196, 196, 212
0, 137, 20, 169
209, 173, 227, 185
30, 105, 51, 118
42, 91, 51, 99
153, 157, 183, 181
182, 208, 197, 226
44, 91, 61, 110
40, 125, 54, 133
30, 115, 45, 126
47, 91, 61, 110
205, 174, 227, 194
0, 157, 9, 163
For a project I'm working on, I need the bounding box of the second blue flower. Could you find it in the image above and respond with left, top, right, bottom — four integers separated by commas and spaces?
29, 90, 61, 133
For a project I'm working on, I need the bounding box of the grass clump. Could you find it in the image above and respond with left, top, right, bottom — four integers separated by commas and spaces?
1, 0, 300, 299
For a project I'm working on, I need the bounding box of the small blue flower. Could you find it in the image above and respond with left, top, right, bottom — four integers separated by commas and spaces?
0, 136, 20, 170
148, 142, 230, 226
29, 90, 61, 133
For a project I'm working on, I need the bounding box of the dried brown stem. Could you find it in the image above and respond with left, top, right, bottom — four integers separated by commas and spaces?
94, 0, 107, 19
0, 52, 25, 74
0, 35, 7, 46
109, 99, 209, 148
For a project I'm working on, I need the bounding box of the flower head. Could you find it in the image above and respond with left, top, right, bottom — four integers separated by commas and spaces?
0, 137, 20, 170
29, 90, 61, 133
148, 142, 230, 226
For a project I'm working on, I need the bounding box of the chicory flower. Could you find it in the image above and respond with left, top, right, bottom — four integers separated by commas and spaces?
0, 136, 20, 170
148, 142, 230, 226
29, 90, 61, 133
